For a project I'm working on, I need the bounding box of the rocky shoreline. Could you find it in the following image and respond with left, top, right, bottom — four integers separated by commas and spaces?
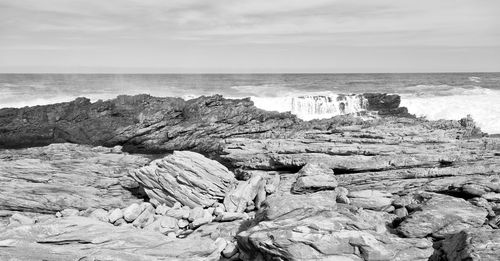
0, 94, 499, 260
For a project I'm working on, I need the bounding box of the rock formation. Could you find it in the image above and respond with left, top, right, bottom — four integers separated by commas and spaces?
130, 151, 237, 208
0, 94, 499, 260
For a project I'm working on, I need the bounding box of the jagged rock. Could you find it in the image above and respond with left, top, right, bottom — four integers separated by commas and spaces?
0, 216, 225, 260
238, 202, 433, 261
262, 190, 338, 221
123, 203, 142, 222
291, 163, 338, 193
224, 175, 266, 213
131, 151, 237, 208
397, 192, 488, 238
0, 144, 149, 214
430, 228, 500, 261
348, 190, 393, 210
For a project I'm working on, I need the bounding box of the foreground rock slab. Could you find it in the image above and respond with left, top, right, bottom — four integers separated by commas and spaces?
0, 216, 223, 261
130, 151, 237, 208
0, 143, 150, 213
431, 228, 500, 261
397, 192, 488, 238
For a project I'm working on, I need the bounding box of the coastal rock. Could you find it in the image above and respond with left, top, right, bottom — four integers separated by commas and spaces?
108, 208, 123, 223
0, 216, 224, 261
9, 213, 35, 225
238, 204, 433, 261
131, 151, 236, 208
0, 143, 149, 214
397, 192, 488, 238
224, 175, 266, 213
431, 228, 500, 261
123, 203, 142, 222
348, 190, 393, 210
291, 163, 338, 193
60, 208, 80, 217
89, 209, 109, 223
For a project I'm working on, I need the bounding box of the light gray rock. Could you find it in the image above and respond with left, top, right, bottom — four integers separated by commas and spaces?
0, 216, 224, 260
89, 209, 109, 223
123, 203, 142, 222
216, 212, 249, 222
349, 190, 393, 210
222, 241, 238, 258
177, 219, 189, 229
107, 208, 123, 223
0, 144, 149, 214
224, 175, 266, 213
130, 151, 237, 208
167, 207, 190, 220
188, 207, 204, 222
132, 203, 155, 228
398, 192, 488, 238
60, 208, 80, 217
155, 204, 170, 215
292, 163, 338, 193
9, 213, 34, 225
431, 228, 500, 261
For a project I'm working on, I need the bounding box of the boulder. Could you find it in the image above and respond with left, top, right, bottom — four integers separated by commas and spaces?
224, 175, 266, 213
397, 192, 488, 238
130, 151, 236, 208
431, 228, 500, 261
291, 163, 338, 193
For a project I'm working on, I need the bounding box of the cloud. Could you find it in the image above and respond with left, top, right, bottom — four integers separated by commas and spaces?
0, 0, 499, 72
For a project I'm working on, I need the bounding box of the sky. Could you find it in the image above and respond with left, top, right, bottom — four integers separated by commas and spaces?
0, 0, 499, 73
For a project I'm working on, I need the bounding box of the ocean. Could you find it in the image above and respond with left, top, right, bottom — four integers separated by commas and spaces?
1, 73, 499, 134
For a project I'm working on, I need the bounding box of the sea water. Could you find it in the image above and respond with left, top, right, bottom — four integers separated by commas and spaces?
1, 73, 499, 134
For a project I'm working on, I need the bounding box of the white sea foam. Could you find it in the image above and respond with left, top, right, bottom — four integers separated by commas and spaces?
400, 85, 500, 134
251, 93, 368, 120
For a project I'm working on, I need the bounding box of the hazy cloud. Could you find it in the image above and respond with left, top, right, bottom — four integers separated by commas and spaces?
0, 0, 499, 72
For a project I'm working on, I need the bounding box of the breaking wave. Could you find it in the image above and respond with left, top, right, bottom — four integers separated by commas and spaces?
400, 85, 500, 134
251, 93, 368, 121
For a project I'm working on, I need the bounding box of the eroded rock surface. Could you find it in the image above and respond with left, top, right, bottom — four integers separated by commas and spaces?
0, 143, 150, 213
130, 151, 236, 208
